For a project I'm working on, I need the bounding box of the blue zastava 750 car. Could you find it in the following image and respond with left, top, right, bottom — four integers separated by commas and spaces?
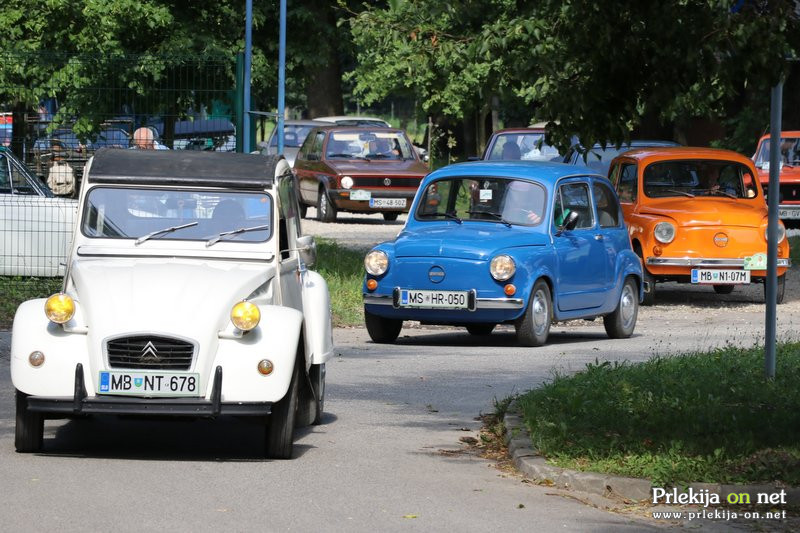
362, 160, 643, 346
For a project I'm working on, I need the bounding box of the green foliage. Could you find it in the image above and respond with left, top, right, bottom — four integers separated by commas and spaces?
0, 277, 62, 328
518, 344, 800, 485
314, 238, 366, 327
790, 235, 800, 265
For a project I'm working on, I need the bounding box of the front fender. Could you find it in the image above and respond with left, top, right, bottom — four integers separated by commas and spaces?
616, 249, 644, 302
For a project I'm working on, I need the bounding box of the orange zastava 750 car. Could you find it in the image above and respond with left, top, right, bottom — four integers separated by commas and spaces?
608, 147, 790, 305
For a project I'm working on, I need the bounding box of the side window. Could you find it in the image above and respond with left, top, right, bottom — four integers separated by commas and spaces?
10, 159, 38, 195
742, 169, 757, 198
617, 163, 638, 203
0, 154, 11, 194
311, 132, 325, 160
277, 171, 301, 260
593, 182, 620, 228
554, 182, 593, 229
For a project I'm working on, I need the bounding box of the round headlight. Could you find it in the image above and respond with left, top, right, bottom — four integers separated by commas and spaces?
654, 222, 676, 244
490, 255, 516, 281
341, 176, 354, 189
364, 250, 389, 276
765, 223, 786, 243
231, 301, 260, 331
44, 293, 75, 324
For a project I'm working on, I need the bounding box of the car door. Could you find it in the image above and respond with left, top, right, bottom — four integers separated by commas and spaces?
551, 179, 609, 311
295, 130, 325, 204
277, 171, 304, 312
591, 179, 626, 298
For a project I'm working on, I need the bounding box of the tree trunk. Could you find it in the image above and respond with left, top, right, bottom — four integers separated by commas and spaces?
304, 2, 343, 118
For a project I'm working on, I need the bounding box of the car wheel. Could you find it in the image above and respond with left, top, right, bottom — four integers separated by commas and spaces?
515, 279, 551, 347
298, 362, 326, 426
765, 274, 786, 304
635, 248, 656, 306
299, 203, 308, 219
265, 359, 300, 459
15, 390, 43, 453
382, 212, 399, 222
317, 187, 337, 223
713, 284, 735, 295
603, 276, 639, 339
364, 308, 402, 343
466, 324, 495, 336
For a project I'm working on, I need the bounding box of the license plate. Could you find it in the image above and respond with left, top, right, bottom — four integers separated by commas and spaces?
350, 189, 371, 201
98, 371, 200, 396
399, 289, 469, 309
779, 207, 800, 219
691, 269, 750, 285
370, 198, 406, 208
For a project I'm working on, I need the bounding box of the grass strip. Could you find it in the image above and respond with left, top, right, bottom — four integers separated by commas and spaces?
315, 238, 366, 327
517, 343, 800, 486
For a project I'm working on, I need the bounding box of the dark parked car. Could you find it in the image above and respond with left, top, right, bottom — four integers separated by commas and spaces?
292, 127, 429, 222
564, 140, 680, 175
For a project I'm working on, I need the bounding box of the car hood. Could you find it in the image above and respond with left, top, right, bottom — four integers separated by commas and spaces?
393, 224, 548, 260
327, 159, 428, 176
640, 198, 766, 227
71, 258, 273, 338
755, 166, 800, 183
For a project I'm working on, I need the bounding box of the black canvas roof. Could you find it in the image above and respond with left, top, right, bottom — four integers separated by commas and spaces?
87, 148, 279, 189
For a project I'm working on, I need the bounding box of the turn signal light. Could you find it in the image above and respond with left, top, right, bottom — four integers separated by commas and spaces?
366, 279, 378, 291
653, 245, 663, 257
504, 284, 516, 296
257, 359, 274, 375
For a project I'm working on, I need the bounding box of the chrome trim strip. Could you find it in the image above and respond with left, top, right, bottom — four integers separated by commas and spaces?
647, 257, 791, 267
363, 294, 393, 305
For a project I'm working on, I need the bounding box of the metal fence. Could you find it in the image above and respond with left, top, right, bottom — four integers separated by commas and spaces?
1, 52, 239, 322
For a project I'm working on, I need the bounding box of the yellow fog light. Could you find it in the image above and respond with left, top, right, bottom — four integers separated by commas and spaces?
29, 351, 45, 367
44, 293, 75, 324
257, 359, 274, 375
231, 301, 260, 331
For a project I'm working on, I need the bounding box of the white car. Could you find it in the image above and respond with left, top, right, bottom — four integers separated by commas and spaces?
11, 148, 333, 458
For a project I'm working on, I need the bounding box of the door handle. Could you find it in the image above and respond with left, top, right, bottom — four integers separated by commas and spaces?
594, 234, 604, 241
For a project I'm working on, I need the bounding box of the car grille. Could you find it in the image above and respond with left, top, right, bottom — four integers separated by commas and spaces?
353, 177, 422, 188
780, 183, 800, 204
106, 335, 195, 370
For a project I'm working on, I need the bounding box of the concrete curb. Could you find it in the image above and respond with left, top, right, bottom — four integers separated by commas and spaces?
504, 402, 800, 505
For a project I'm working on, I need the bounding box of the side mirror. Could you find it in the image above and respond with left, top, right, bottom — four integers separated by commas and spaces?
296, 234, 316, 267
555, 210, 580, 236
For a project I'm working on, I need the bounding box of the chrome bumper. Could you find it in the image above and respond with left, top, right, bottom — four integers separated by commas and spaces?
363, 292, 524, 310
646, 257, 791, 267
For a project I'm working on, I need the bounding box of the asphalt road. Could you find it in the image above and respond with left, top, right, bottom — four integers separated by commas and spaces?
1, 213, 797, 532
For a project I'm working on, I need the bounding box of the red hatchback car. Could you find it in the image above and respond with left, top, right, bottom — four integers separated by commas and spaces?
752, 131, 800, 225
292, 127, 429, 222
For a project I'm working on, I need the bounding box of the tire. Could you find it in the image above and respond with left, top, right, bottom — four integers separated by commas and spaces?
515, 279, 552, 347
466, 324, 495, 336
603, 277, 639, 339
298, 203, 308, 219
382, 212, 399, 222
635, 248, 656, 306
15, 390, 43, 453
298, 363, 326, 426
364, 308, 402, 343
265, 360, 300, 459
713, 284, 735, 295
317, 187, 337, 222
765, 274, 786, 304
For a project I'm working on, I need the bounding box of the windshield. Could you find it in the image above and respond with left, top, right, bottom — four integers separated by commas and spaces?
81, 187, 272, 242
325, 130, 415, 160
754, 137, 800, 167
269, 124, 316, 148
643, 160, 758, 199
416, 177, 546, 226
487, 133, 560, 161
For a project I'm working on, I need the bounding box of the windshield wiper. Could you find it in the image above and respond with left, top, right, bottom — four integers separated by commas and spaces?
421, 212, 462, 223
206, 224, 269, 247
662, 189, 695, 198
135, 222, 198, 245
708, 189, 737, 199
467, 210, 512, 227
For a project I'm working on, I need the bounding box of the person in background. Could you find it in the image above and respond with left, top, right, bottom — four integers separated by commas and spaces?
47, 140, 76, 197
132, 127, 168, 150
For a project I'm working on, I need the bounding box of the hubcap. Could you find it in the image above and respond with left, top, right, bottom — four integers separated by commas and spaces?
620, 284, 636, 330
532, 289, 548, 336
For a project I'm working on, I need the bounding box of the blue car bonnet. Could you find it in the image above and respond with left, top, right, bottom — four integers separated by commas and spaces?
394, 223, 549, 260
